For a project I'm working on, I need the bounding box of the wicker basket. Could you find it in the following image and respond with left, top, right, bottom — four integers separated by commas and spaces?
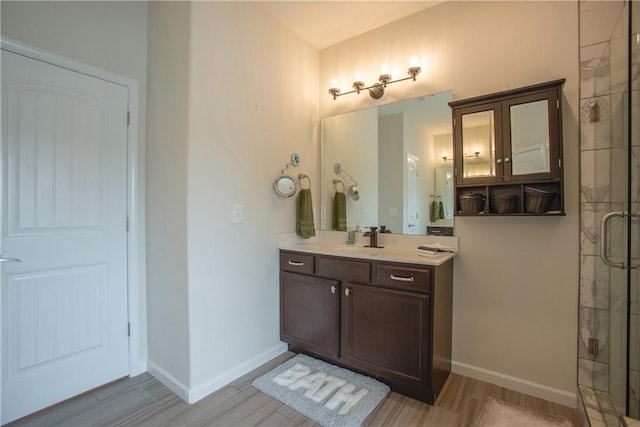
490, 194, 519, 214
458, 193, 485, 214
524, 187, 556, 213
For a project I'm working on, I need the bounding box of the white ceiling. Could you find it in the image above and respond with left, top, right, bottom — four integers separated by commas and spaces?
255, 1, 443, 50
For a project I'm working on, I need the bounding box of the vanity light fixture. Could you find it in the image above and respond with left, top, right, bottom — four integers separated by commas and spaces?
441, 155, 453, 162
328, 65, 422, 100
464, 150, 481, 158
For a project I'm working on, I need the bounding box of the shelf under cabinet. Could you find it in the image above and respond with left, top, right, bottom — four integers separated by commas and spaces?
455, 181, 564, 216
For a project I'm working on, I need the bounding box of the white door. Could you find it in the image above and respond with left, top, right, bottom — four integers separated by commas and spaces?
405, 155, 420, 234
1, 50, 129, 424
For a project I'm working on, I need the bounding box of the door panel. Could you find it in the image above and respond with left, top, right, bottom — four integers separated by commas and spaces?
1, 50, 129, 424
342, 282, 430, 383
6, 265, 107, 378
9, 85, 105, 234
281, 272, 339, 360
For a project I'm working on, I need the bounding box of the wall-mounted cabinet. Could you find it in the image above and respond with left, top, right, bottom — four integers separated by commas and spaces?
449, 79, 565, 216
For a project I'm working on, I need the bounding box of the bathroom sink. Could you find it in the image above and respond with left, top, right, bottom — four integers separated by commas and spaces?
333, 245, 387, 256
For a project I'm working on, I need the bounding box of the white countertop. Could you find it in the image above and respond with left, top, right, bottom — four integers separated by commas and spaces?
278, 231, 457, 266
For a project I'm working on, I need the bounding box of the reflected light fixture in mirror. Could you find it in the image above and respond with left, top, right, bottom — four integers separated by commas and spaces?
328, 64, 422, 100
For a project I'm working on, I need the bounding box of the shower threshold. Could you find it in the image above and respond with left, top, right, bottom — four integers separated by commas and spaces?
579, 386, 627, 426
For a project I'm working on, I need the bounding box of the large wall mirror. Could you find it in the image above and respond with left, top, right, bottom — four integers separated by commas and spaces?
320, 91, 454, 235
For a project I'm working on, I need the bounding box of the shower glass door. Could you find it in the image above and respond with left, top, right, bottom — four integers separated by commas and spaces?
579, 1, 639, 423
628, 1, 639, 416
603, 1, 640, 418
603, 2, 640, 418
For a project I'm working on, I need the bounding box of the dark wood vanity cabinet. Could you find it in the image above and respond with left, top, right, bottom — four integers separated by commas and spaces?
279, 250, 453, 404
449, 79, 565, 216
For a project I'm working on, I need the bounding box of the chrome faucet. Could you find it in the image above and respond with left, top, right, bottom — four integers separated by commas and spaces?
363, 226, 384, 248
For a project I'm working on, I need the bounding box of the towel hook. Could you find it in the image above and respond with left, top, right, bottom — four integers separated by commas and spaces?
332, 179, 345, 192
298, 174, 311, 190
280, 153, 301, 174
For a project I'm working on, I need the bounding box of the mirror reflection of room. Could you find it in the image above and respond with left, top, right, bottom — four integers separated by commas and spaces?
320, 91, 453, 235
461, 110, 495, 178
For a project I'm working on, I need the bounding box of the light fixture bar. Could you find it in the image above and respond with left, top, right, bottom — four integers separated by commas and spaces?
329, 66, 422, 100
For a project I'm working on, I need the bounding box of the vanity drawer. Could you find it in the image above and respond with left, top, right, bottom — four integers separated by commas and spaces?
280, 251, 315, 275
377, 263, 431, 293
317, 256, 371, 284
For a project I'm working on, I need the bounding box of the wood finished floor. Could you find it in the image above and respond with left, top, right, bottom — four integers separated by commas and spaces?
6, 352, 581, 427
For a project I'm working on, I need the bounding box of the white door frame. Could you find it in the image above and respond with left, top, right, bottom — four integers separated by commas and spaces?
0, 37, 145, 417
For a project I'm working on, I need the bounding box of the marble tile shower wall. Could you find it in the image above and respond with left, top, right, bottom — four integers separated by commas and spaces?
579, 0, 640, 421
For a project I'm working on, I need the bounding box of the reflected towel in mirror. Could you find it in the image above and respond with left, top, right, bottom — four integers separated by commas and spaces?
296, 189, 316, 238
430, 200, 439, 223
332, 191, 347, 231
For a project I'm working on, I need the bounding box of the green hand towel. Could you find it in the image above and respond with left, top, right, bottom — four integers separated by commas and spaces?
438, 201, 445, 220
296, 188, 316, 239
430, 200, 438, 223
332, 191, 347, 231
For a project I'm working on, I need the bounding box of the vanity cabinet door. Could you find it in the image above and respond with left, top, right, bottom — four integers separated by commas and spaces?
281, 272, 339, 361
341, 282, 431, 398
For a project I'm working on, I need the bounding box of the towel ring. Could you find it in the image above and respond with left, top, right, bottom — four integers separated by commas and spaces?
332, 179, 345, 192
298, 174, 311, 190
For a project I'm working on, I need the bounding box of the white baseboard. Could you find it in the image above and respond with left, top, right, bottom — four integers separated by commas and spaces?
130, 361, 147, 377
188, 343, 288, 403
148, 343, 288, 404
147, 360, 191, 402
451, 360, 578, 409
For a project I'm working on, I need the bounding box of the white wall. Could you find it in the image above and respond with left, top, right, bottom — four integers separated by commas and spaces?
1, 0, 149, 376
145, 1, 191, 390
320, 1, 579, 405
185, 2, 318, 394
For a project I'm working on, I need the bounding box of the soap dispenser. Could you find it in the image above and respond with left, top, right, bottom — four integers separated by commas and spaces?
346, 227, 355, 245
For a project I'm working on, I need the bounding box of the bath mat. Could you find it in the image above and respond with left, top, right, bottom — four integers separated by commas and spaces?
252, 354, 390, 427
472, 396, 573, 427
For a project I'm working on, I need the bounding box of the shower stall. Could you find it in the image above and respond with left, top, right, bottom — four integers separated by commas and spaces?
578, 1, 640, 425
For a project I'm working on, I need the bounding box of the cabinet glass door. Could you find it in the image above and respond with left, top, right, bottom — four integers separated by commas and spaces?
502, 90, 561, 182
461, 110, 496, 179
510, 99, 550, 176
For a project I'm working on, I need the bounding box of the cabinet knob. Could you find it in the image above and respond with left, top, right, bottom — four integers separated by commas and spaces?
331, 285, 336, 294
504, 157, 511, 163
496, 158, 503, 164
345, 288, 351, 296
